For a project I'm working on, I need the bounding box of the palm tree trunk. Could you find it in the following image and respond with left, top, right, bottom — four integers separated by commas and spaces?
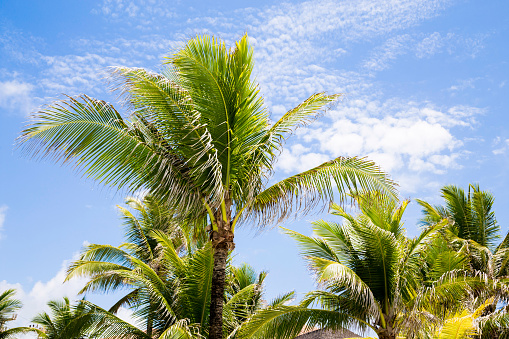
209, 197, 234, 339
209, 242, 229, 339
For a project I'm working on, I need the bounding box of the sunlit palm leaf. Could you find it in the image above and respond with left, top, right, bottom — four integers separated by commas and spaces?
250, 156, 396, 226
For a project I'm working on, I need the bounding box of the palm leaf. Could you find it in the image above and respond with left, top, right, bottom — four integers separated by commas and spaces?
249, 156, 396, 227
267, 92, 340, 149
18, 94, 205, 217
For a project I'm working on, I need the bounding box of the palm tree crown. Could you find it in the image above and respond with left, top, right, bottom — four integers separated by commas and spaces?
32, 297, 99, 339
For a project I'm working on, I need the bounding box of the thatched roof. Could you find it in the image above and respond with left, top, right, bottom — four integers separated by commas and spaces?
295, 328, 362, 338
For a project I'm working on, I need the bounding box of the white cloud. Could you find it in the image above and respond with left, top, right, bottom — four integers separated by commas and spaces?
243, 0, 455, 107
0, 80, 35, 115
416, 32, 448, 58
256, 0, 452, 41
492, 137, 509, 155
274, 97, 482, 196
276, 144, 330, 173
0, 205, 7, 239
363, 35, 412, 71
39, 53, 132, 96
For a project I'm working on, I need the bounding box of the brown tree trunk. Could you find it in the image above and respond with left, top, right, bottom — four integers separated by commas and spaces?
208, 198, 234, 339
209, 242, 229, 339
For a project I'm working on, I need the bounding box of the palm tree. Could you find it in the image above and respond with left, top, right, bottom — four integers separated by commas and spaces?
417, 184, 501, 252
66, 194, 207, 336
418, 184, 509, 337
31, 297, 101, 339
418, 184, 509, 278
70, 229, 287, 338
0, 289, 39, 339
239, 194, 482, 339
19, 34, 396, 338
67, 196, 283, 337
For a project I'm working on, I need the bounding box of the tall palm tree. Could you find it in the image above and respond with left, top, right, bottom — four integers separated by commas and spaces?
239, 194, 482, 339
0, 289, 39, 339
19, 34, 396, 338
67, 195, 282, 337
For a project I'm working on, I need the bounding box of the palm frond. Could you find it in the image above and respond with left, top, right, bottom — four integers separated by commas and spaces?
109, 66, 224, 203
18, 94, 206, 217
267, 92, 340, 150
238, 305, 363, 339
249, 156, 396, 227
0, 326, 45, 339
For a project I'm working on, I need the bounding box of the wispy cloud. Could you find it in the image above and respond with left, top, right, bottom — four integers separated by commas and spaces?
1, 0, 491, 195
492, 137, 509, 155
39, 53, 131, 96
255, 0, 453, 41
363, 34, 412, 71
448, 77, 480, 92
0, 80, 35, 115
415, 32, 449, 58
92, 0, 176, 28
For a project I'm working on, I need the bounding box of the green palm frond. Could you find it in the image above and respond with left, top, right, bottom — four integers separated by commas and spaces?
237, 305, 362, 339
32, 297, 101, 339
108, 289, 142, 314
18, 94, 206, 217
250, 156, 396, 227
437, 313, 476, 339
117, 204, 155, 261
268, 291, 295, 307
158, 319, 202, 339
416, 199, 449, 226
470, 184, 499, 250
0, 289, 39, 339
478, 307, 509, 338
435, 184, 501, 250
109, 66, 224, 201
267, 92, 340, 149
184, 243, 214, 328
78, 300, 150, 339
0, 290, 21, 325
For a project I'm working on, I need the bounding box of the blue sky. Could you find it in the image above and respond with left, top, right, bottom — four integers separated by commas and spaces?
0, 0, 508, 332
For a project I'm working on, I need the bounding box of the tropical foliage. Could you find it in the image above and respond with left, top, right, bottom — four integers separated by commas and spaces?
0, 289, 39, 339
14, 31, 509, 339
19, 34, 396, 338
5, 185, 509, 338
418, 183, 509, 338
31, 297, 99, 339
239, 194, 489, 339
65, 195, 289, 338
